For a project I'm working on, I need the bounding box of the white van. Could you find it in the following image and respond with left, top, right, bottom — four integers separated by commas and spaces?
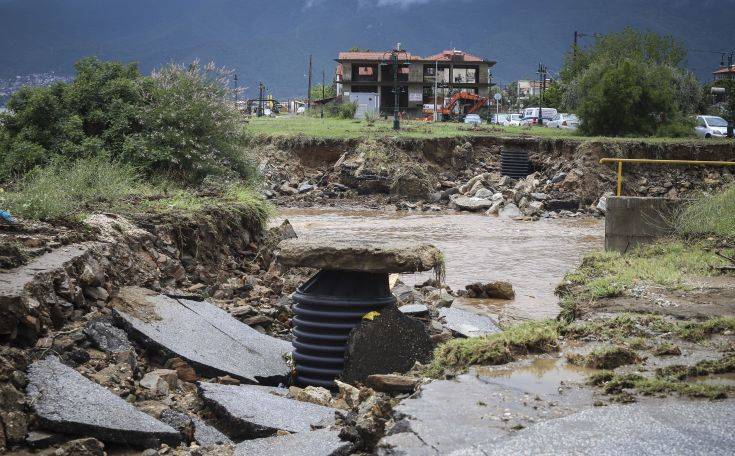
522, 108, 558, 125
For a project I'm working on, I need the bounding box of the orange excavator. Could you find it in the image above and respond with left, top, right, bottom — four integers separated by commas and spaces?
423, 92, 488, 122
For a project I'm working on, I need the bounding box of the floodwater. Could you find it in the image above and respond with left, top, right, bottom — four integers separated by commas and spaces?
274, 208, 603, 320
475, 357, 600, 396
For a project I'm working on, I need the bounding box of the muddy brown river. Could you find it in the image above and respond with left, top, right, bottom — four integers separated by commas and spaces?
275, 208, 603, 320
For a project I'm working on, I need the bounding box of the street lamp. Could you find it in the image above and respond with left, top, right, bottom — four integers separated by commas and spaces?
383, 44, 409, 131
536, 62, 547, 126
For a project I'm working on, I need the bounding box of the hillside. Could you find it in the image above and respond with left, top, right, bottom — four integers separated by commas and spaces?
0, 0, 733, 97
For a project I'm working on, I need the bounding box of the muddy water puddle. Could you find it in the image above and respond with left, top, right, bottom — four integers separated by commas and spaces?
474, 357, 600, 396
275, 207, 603, 320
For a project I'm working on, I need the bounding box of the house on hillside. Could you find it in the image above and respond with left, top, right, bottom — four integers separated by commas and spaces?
334, 48, 496, 119
713, 65, 735, 81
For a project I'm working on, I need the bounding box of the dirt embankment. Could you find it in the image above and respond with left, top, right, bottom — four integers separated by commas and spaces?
254, 134, 735, 212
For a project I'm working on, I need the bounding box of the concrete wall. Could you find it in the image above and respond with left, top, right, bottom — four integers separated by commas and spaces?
605, 196, 685, 253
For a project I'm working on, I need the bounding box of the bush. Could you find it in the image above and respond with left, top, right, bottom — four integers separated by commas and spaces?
309, 101, 357, 119
1, 157, 140, 220
677, 185, 735, 239
0, 58, 255, 185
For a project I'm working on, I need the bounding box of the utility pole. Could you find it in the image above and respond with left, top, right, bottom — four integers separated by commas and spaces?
392, 51, 399, 130
321, 69, 325, 118
234, 73, 239, 104
307, 55, 313, 110
434, 59, 439, 122
258, 82, 264, 117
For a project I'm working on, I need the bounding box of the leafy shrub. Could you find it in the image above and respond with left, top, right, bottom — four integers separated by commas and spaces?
1, 157, 140, 220
310, 101, 357, 119
677, 185, 735, 239
0, 58, 255, 185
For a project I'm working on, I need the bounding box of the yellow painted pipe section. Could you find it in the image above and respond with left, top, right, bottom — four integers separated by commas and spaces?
598, 158, 735, 196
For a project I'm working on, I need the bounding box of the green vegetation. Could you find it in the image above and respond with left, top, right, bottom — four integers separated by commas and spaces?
0, 156, 140, 220
0, 58, 254, 185
567, 345, 641, 369
652, 342, 681, 356
246, 116, 725, 143
309, 83, 336, 101
306, 101, 357, 119
557, 28, 701, 137
590, 355, 735, 400
677, 185, 735, 240
424, 320, 559, 377
561, 313, 735, 343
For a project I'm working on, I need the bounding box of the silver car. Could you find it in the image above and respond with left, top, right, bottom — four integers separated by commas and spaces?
546, 113, 580, 130
695, 115, 728, 138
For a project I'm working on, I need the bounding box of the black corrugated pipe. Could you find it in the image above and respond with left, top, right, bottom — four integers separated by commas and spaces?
292, 270, 396, 388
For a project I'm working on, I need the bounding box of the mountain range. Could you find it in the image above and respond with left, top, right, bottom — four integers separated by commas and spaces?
0, 0, 733, 98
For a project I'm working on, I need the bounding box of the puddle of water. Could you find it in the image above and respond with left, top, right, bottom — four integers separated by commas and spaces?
475, 357, 600, 396
275, 207, 603, 319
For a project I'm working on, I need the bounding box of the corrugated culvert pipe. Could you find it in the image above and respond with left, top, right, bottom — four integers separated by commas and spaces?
501, 148, 530, 179
292, 270, 395, 388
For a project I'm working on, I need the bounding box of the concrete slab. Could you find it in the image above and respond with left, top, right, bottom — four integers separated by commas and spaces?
439, 307, 501, 337
26, 357, 180, 448
234, 428, 353, 456
198, 382, 337, 440
276, 239, 443, 274
113, 287, 290, 384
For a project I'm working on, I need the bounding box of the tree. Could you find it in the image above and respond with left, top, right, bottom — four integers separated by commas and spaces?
310, 83, 336, 101
577, 59, 677, 136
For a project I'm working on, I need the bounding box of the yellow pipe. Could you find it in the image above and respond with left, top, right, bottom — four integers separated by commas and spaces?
598, 157, 735, 196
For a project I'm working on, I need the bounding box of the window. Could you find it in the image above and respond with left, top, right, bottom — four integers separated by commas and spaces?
453, 67, 478, 84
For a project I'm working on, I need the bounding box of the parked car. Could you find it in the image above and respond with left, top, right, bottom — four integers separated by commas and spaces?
494, 113, 523, 126
694, 115, 728, 138
546, 113, 580, 130
464, 114, 482, 125
521, 107, 558, 125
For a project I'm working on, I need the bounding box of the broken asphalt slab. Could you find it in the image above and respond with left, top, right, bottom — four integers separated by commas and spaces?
482, 400, 735, 456
234, 428, 353, 456
275, 239, 443, 274
26, 356, 181, 448
439, 307, 501, 337
377, 372, 591, 455
198, 382, 338, 440
112, 287, 290, 384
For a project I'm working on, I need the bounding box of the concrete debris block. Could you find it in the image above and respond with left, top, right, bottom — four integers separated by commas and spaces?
234, 428, 353, 456
83, 317, 134, 353
486, 200, 503, 216
276, 240, 443, 274
465, 281, 515, 300
197, 382, 338, 440
113, 287, 290, 384
342, 306, 433, 384
298, 182, 316, 193
481, 402, 735, 456
26, 357, 181, 447
439, 307, 501, 338
279, 183, 299, 195
366, 374, 420, 393
334, 380, 360, 409
452, 195, 494, 212
289, 386, 333, 407
399, 304, 429, 317
499, 203, 522, 218
140, 369, 177, 396
473, 188, 494, 199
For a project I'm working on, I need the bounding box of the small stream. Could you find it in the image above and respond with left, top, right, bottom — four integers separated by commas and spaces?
274, 208, 603, 320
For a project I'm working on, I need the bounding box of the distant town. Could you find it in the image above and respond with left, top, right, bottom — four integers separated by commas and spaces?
0, 72, 73, 105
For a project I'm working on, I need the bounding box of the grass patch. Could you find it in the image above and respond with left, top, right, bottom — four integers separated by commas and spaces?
247, 116, 729, 143
567, 345, 641, 369
1, 157, 141, 220
557, 240, 725, 322
677, 185, 735, 240
424, 320, 559, 377
562, 313, 735, 343
652, 342, 682, 356
589, 355, 735, 400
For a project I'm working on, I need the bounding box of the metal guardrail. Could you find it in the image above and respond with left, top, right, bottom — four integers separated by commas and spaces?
599, 158, 735, 196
